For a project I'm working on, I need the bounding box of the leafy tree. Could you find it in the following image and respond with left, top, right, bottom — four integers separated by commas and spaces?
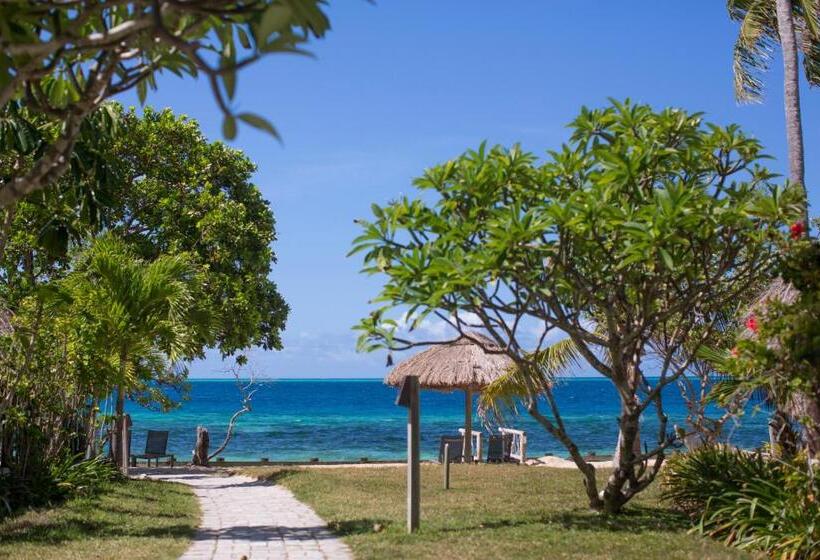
0, 0, 331, 207
352, 100, 798, 513
104, 106, 288, 354
728, 0, 819, 231
709, 229, 820, 458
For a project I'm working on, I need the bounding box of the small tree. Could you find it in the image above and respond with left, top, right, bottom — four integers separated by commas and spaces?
352, 100, 798, 513
60, 235, 210, 470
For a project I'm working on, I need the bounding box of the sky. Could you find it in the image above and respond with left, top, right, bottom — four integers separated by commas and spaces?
117, 1, 820, 379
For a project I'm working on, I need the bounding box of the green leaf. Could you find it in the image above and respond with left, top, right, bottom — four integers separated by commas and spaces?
136, 78, 148, 106
237, 27, 252, 50
237, 112, 280, 141
222, 70, 236, 100
222, 115, 237, 140
659, 248, 675, 270
257, 4, 293, 41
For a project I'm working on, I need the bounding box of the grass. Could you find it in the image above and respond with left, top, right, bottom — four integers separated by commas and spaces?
0, 478, 198, 560
239, 464, 759, 560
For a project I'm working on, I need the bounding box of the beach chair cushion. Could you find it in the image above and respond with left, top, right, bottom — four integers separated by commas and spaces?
132, 430, 175, 466
438, 435, 464, 463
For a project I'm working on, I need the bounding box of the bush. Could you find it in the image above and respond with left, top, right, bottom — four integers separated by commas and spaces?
0, 454, 121, 518
662, 446, 820, 559
50, 454, 123, 498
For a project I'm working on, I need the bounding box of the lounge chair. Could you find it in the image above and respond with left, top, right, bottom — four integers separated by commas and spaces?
131, 430, 176, 467
487, 433, 514, 462
438, 435, 464, 463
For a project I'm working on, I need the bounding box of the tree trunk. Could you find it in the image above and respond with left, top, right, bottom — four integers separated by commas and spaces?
769, 407, 800, 458
774, 0, 810, 230
600, 406, 642, 514
113, 386, 125, 469
192, 426, 210, 466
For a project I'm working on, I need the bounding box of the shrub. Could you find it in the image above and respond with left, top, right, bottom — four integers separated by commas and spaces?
0, 454, 121, 518
662, 446, 820, 559
49, 454, 123, 499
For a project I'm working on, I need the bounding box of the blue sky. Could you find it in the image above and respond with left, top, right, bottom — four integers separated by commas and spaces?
117, 1, 819, 379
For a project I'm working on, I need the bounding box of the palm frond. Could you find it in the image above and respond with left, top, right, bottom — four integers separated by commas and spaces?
729, 0, 778, 102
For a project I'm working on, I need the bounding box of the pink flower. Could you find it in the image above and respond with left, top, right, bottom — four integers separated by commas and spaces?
730, 347, 739, 358
745, 314, 759, 334
790, 221, 805, 240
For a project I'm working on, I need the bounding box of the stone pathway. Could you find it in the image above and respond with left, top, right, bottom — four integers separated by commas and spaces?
142, 469, 353, 560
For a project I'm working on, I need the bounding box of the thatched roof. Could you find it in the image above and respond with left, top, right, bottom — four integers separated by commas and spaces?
385, 333, 513, 391
753, 277, 799, 308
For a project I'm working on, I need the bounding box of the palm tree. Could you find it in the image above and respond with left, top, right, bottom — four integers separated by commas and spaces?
63, 236, 208, 471
728, 0, 819, 231
479, 331, 646, 466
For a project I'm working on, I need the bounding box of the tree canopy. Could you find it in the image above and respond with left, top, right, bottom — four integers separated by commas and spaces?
0, 0, 331, 207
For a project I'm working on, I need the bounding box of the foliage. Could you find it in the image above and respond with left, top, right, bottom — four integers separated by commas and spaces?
0, 0, 332, 207
0, 454, 121, 518
0, 104, 286, 508
661, 446, 776, 517
56, 235, 209, 409
105, 106, 288, 354
352, 99, 797, 513
49, 455, 123, 500
728, 0, 820, 102
663, 446, 820, 559
705, 231, 820, 456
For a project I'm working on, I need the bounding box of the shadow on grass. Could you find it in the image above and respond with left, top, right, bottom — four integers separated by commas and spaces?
540, 506, 691, 534
435, 505, 690, 535
328, 519, 391, 536
254, 469, 299, 485
0, 518, 194, 545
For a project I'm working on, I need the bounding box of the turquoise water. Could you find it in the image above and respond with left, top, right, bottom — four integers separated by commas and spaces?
125, 378, 770, 462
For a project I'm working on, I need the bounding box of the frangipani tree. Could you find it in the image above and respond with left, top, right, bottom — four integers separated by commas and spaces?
352, 100, 799, 513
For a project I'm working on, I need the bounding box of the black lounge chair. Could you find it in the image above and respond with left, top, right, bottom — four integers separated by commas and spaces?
486, 434, 512, 463
131, 430, 176, 467
438, 435, 464, 463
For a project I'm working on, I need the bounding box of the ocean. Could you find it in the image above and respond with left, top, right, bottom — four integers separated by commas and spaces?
124, 378, 770, 462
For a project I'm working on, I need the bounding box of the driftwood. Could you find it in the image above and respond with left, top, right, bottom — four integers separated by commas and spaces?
207, 361, 258, 462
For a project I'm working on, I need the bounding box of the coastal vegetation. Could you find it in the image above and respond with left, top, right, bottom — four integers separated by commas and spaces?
240, 464, 752, 560
0, 106, 288, 513
352, 100, 801, 514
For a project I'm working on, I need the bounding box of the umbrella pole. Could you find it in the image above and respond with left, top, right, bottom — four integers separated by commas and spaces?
464, 387, 472, 463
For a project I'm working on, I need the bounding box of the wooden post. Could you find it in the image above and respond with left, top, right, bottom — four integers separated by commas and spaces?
463, 387, 472, 462
121, 414, 131, 475
396, 375, 420, 533
443, 443, 450, 489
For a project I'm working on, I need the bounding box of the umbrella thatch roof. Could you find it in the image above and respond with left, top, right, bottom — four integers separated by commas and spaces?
753, 277, 799, 307
385, 333, 513, 391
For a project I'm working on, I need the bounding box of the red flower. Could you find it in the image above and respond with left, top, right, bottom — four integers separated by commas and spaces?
730, 347, 739, 358
790, 221, 805, 240
745, 314, 759, 334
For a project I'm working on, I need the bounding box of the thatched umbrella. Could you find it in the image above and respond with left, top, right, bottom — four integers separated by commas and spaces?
385, 333, 513, 462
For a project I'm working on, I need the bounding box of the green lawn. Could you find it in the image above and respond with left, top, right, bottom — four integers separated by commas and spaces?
241, 464, 758, 560
0, 479, 198, 560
